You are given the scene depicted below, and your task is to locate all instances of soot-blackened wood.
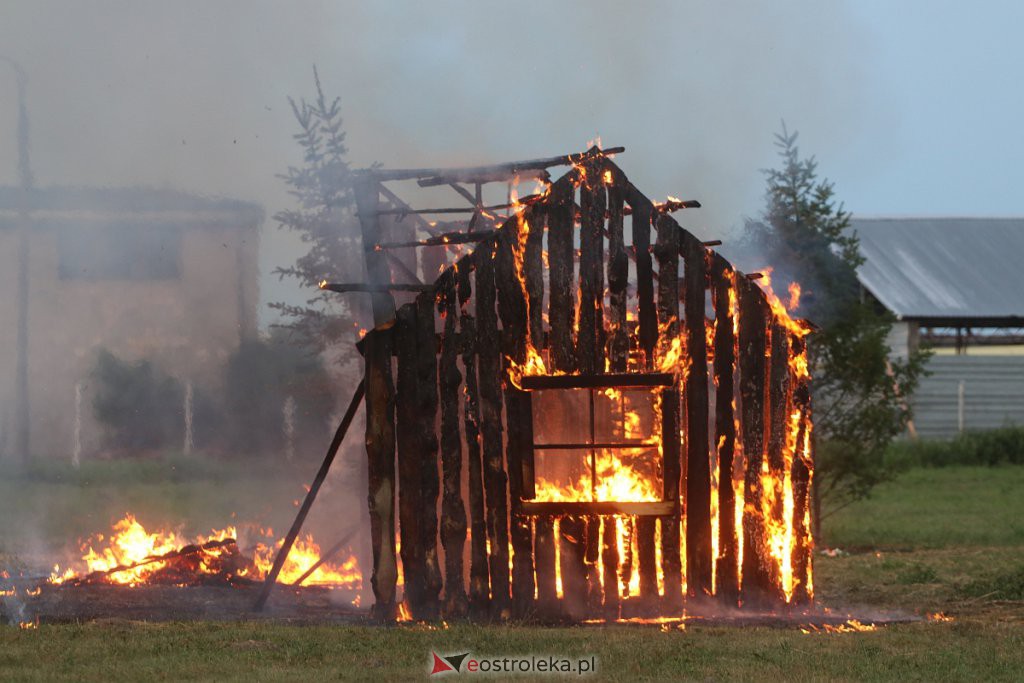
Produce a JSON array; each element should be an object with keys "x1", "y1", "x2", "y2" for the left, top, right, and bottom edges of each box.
[
  {"x1": 577, "y1": 162, "x2": 606, "y2": 374},
  {"x1": 626, "y1": 185, "x2": 659, "y2": 604},
  {"x1": 476, "y1": 244, "x2": 512, "y2": 618},
  {"x1": 525, "y1": 207, "x2": 545, "y2": 354},
  {"x1": 738, "y1": 278, "x2": 773, "y2": 604},
  {"x1": 395, "y1": 304, "x2": 427, "y2": 616},
  {"x1": 766, "y1": 319, "x2": 791, "y2": 602},
  {"x1": 790, "y1": 333, "x2": 813, "y2": 605},
  {"x1": 626, "y1": 183, "x2": 658, "y2": 367},
  {"x1": 415, "y1": 292, "x2": 442, "y2": 617},
  {"x1": 354, "y1": 178, "x2": 397, "y2": 619},
  {"x1": 711, "y1": 256, "x2": 739, "y2": 602},
  {"x1": 496, "y1": 210, "x2": 536, "y2": 618},
  {"x1": 683, "y1": 232, "x2": 712, "y2": 598},
  {"x1": 654, "y1": 214, "x2": 682, "y2": 608},
  {"x1": 457, "y1": 264, "x2": 490, "y2": 618},
  {"x1": 548, "y1": 178, "x2": 578, "y2": 372},
  {"x1": 603, "y1": 173, "x2": 627, "y2": 615},
  {"x1": 438, "y1": 282, "x2": 468, "y2": 618}
]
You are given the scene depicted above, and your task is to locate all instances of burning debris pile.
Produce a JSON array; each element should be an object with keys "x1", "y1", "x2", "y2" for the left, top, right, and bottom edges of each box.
[
  {"x1": 47, "y1": 514, "x2": 361, "y2": 593},
  {"x1": 318, "y1": 146, "x2": 816, "y2": 622}
]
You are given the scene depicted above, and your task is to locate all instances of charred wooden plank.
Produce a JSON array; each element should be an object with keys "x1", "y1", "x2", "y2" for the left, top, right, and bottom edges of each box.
[
  {"x1": 548, "y1": 177, "x2": 578, "y2": 372},
  {"x1": 625, "y1": 182, "x2": 657, "y2": 369},
  {"x1": 519, "y1": 373, "x2": 675, "y2": 390},
  {"x1": 654, "y1": 214, "x2": 683, "y2": 608},
  {"x1": 607, "y1": 172, "x2": 628, "y2": 372},
  {"x1": 738, "y1": 278, "x2": 773, "y2": 604},
  {"x1": 765, "y1": 319, "x2": 791, "y2": 602},
  {"x1": 395, "y1": 304, "x2": 427, "y2": 616},
  {"x1": 415, "y1": 293, "x2": 443, "y2": 616},
  {"x1": 475, "y1": 243, "x2": 511, "y2": 619},
  {"x1": 438, "y1": 282, "x2": 468, "y2": 618},
  {"x1": 525, "y1": 207, "x2": 546, "y2": 354},
  {"x1": 495, "y1": 209, "x2": 536, "y2": 618},
  {"x1": 354, "y1": 178, "x2": 398, "y2": 620},
  {"x1": 711, "y1": 255, "x2": 739, "y2": 602},
  {"x1": 576, "y1": 163, "x2": 606, "y2": 375},
  {"x1": 683, "y1": 232, "x2": 712, "y2": 598},
  {"x1": 790, "y1": 333, "x2": 813, "y2": 605},
  {"x1": 457, "y1": 264, "x2": 490, "y2": 618}
]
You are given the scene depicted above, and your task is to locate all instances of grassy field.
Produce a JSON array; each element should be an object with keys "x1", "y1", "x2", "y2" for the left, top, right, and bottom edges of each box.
[{"x1": 1, "y1": 462, "x2": 1023, "y2": 681}]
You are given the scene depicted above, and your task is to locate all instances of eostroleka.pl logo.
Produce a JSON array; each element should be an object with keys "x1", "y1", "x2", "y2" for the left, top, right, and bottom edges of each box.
[{"x1": 429, "y1": 651, "x2": 597, "y2": 676}]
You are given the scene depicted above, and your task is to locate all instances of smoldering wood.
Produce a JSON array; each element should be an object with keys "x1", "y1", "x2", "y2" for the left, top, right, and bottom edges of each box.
[
  {"x1": 548, "y1": 176, "x2": 578, "y2": 372},
  {"x1": 415, "y1": 293, "x2": 443, "y2": 616},
  {"x1": 655, "y1": 198, "x2": 702, "y2": 212},
  {"x1": 711, "y1": 255, "x2": 739, "y2": 602},
  {"x1": 369, "y1": 195, "x2": 543, "y2": 218},
  {"x1": 654, "y1": 214, "x2": 683, "y2": 607},
  {"x1": 475, "y1": 243, "x2": 512, "y2": 618},
  {"x1": 520, "y1": 373, "x2": 675, "y2": 390},
  {"x1": 386, "y1": 145, "x2": 625, "y2": 186},
  {"x1": 762, "y1": 320, "x2": 791, "y2": 602},
  {"x1": 790, "y1": 334, "x2": 813, "y2": 605},
  {"x1": 377, "y1": 230, "x2": 498, "y2": 250},
  {"x1": 438, "y1": 284, "x2": 468, "y2": 621},
  {"x1": 606, "y1": 171, "x2": 629, "y2": 374},
  {"x1": 682, "y1": 231, "x2": 713, "y2": 597},
  {"x1": 495, "y1": 208, "x2": 537, "y2": 617},
  {"x1": 353, "y1": 177, "x2": 398, "y2": 620},
  {"x1": 525, "y1": 207, "x2": 546, "y2": 352},
  {"x1": 532, "y1": 440, "x2": 658, "y2": 450},
  {"x1": 576, "y1": 162, "x2": 607, "y2": 374},
  {"x1": 626, "y1": 184, "x2": 659, "y2": 603},
  {"x1": 457, "y1": 263, "x2": 490, "y2": 617},
  {"x1": 251, "y1": 380, "x2": 365, "y2": 611},
  {"x1": 395, "y1": 303, "x2": 427, "y2": 616},
  {"x1": 738, "y1": 278, "x2": 773, "y2": 603},
  {"x1": 601, "y1": 516, "x2": 620, "y2": 617}
]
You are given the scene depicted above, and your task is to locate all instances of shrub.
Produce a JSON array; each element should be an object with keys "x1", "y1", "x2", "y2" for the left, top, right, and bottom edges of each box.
[{"x1": 886, "y1": 426, "x2": 1024, "y2": 470}]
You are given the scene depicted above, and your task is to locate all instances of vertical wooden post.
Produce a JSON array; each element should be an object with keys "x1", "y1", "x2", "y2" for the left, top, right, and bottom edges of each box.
[
  {"x1": 711, "y1": 256, "x2": 738, "y2": 602},
  {"x1": 738, "y1": 278, "x2": 772, "y2": 604},
  {"x1": 496, "y1": 210, "x2": 537, "y2": 618},
  {"x1": 602, "y1": 170, "x2": 627, "y2": 617},
  {"x1": 655, "y1": 214, "x2": 682, "y2": 608},
  {"x1": 766, "y1": 319, "x2": 790, "y2": 601},
  {"x1": 354, "y1": 177, "x2": 398, "y2": 619},
  {"x1": 790, "y1": 333, "x2": 813, "y2": 605},
  {"x1": 457, "y1": 263, "x2": 490, "y2": 618},
  {"x1": 476, "y1": 240, "x2": 512, "y2": 619},
  {"x1": 415, "y1": 293, "x2": 442, "y2": 617},
  {"x1": 626, "y1": 184, "x2": 658, "y2": 605},
  {"x1": 438, "y1": 281, "x2": 468, "y2": 618},
  {"x1": 683, "y1": 232, "x2": 712, "y2": 598},
  {"x1": 395, "y1": 304, "x2": 426, "y2": 615}
]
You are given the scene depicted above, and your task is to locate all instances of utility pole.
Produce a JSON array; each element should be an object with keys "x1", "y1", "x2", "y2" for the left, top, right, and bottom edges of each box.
[{"x1": 1, "y1": 56, "x2": 33, "y2": 464}]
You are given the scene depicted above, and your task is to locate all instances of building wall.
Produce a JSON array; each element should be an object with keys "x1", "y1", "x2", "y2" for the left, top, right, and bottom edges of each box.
[
  {"x1": 0, "y1": 212, "x2": 259, "y2": 459},
  {"x1": 910, "y1": 355, "x2": 1024, "y2": 439}
]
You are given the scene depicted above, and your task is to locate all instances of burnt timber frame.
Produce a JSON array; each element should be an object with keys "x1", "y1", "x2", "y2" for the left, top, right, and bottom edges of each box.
[{"x1": 338, "y1": 147, "x2": 815, "y2": 621}]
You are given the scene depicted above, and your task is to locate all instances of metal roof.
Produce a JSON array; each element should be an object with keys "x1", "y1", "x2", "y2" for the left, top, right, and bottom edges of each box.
[{"x1": 850, "y1": 217, "x2": 1024, "y2": 327}]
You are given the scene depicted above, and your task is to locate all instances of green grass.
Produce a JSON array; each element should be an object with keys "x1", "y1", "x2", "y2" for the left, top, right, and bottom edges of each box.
[{"x1": 2, "y1": 464, "x2": 1023, "y2": 681}]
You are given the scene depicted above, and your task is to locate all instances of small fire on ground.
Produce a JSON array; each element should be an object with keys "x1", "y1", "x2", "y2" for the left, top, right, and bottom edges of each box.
[{"x1": 46, "y1": 514, "x2": 361, "y2": 598}]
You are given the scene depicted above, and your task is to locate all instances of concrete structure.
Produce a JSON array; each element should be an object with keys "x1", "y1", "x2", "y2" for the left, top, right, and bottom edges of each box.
[{"x1": 0, "y1": 186, "x2": 261, "y2": 459}]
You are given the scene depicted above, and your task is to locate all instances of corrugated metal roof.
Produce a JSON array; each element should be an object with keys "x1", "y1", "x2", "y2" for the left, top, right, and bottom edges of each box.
[{"x1": 850, "y1": 217, "x2": 1024, "y2": 325}]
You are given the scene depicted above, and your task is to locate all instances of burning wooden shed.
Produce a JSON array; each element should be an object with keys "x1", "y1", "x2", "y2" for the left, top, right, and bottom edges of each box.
[{"x1": 324, "y1": 146, "x2": 815, "y2": 621}]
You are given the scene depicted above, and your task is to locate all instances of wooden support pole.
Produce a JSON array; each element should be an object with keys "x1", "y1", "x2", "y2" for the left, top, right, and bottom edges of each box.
[
  {"x1": 790, "y1": 333, "x2": 813, "y2": 605},
  {"x1": 655, "y1": 214, "x2": 683, "y2": 608},
  {"x1": 683, "y1": 232, "x2": 712, "y2": 598},
  {"x1": 476, "y1": 243, "x2": 512, "y2": 619},
  {"x1": 395, "y1": 304, "x2": 427, "y2": 616},
  {"x1": 626, "y1": 183, "x2": 659, "y2": 605},
  {"x1": 766, "y1": 319, "x2": 791, "y2": 602},
  {"x1": 457, "y1": 264, "x2": 490, "y2": 617},
  {"x1": 438, "y1": 281, "x2": 468, "y2": 618},
  {"x1": 738, "y1": 278, "x2": 773, "y2": 604},
  {"x1": 711, "y1": 256, "x2": 738, "y2": 603},
  {"x1": 354, "y1": 178, "x2": 398, "y2": 620},
  {"x1": 252, "y1": 381, "x2": 364, "y2": 611},
  {"x1": 495, "y1": 209, "x2": 537, "y2": 618},
  {"x1": 415, "y1": 293, "x2": 443, "y2": 616},
  {"x1": 548, "y1": 177, "x2": 578, "y2": 372}
]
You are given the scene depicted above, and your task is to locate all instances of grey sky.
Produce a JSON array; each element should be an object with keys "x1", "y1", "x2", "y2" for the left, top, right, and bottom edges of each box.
[{"x1": 0, "y1": 1, "x2": 1020, "y2": 327}]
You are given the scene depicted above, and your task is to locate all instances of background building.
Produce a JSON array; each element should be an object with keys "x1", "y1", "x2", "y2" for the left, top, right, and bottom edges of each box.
[
  {"x1": 852, "y1": 217, "x2": 1024, "y2": 438},
  {"x1": 0, "y1": 186, "x2": 261, "y2": 459}
]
